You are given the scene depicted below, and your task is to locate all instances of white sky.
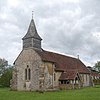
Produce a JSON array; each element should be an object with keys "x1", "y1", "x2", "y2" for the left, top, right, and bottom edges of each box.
[{"x1": 0, "y1": 0, "x2": 100, "y2": 66}]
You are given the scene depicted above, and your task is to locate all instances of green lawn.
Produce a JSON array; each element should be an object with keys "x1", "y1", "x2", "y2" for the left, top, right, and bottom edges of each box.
[{"x1": 0, "y1": 86, "x2": 100, "y2": 100}]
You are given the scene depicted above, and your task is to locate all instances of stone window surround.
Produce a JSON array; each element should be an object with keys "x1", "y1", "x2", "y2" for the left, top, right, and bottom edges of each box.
[{"x1": 25, "y1": 65, "x2": 31, "y2": 81}]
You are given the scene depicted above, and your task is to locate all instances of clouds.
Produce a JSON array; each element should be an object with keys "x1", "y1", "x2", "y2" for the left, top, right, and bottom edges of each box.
[{"x1": 0, "y1": 0, "x2": 100, "y2": 66}]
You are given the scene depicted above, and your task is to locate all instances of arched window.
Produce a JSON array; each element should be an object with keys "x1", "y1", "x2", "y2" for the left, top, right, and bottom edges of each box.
[
  {"x1": 25, "y1": 68, "x2": 27, "y2": 80},
  {"x1": 25, "y1": 65, "x2": 31, "y2": 81},
  {"x1": 28, "y1": 68, "x2": 31, "y2": 80}
]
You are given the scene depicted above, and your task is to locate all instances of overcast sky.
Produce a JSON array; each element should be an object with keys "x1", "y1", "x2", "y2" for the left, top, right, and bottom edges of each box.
[{"x1": 0, "y1": 0, "x2": 100, "y2": 66}]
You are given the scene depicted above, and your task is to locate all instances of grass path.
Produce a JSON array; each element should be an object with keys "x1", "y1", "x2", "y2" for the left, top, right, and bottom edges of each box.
[{"x1": 0, "y1": 86, "x2": 100, "y2": 100}]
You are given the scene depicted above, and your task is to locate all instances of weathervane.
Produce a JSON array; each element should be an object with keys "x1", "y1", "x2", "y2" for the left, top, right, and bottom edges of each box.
[{"x1": 32, "y1": 11, "x2": 34, "y2": 19}]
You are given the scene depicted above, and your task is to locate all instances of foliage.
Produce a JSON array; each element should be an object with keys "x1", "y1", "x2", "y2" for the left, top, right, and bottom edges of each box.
[
  {"x1": 0, "y1": 67, "x2": 12, "y2": 87},
  {"x1": 94, "y1": 61, "x2": 100, "y2": 72},
  {"x1": 0, "y1": 86, "x2": 100, "y2": 100},
  {"x1": 0, "y1": 58, "x2": 8, "y2": 75}
]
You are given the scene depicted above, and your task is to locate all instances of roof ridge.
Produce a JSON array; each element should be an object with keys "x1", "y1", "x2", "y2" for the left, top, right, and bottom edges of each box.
[{"x1": 43, "y1": 49, "x2": 78, "y2": 60}]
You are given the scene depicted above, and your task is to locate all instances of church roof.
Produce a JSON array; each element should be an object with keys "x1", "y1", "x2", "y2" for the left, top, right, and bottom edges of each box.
[
  {"x1": 59, "y1": 70, "x2": 78, "y2": 80},
  {"x1": 91, "y1": 71, "x2": 100, "y2": 77},
  {"x1": 35, "y1": 49, "x2": 90, "y2": 74},
  {"x1": 22, "y1": 19, "x2": 42, "y2": 40}
]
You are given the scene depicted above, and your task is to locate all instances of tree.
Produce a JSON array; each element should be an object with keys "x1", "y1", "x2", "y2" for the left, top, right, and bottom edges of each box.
[
  {"x1": 0, "y1": 67, "x2": 12, "y2": 87},
  {"x1": 94, "y1": 61, "x2": 100, "y2": 72},
  {"x1": 0, "y1": 57, "x2": 12, "y2": 87},
  {"x1": 0, "y1": 58, "x2": 8, "y2": 75}
]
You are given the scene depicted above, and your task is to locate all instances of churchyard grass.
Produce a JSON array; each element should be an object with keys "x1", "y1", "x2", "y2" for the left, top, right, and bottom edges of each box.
[{"x1": 0, "y1": 85, "x2": 100, "y2": 100}]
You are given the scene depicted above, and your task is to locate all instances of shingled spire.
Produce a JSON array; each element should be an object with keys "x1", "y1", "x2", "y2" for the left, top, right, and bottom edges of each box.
[{"x1": 22, "y1": 13, "x2": 42, "y2": 50}]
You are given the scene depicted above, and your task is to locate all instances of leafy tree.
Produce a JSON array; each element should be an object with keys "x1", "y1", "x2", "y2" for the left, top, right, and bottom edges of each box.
[
  {"x1": 94, "y1": 61, "x2": 100, "y2": 72},
  {"x1": 0, "y1": 58, "x2": 8, "y2": 75},
  {"x1": 0, "y1": 67, "x2": 12, "y2": 87}
]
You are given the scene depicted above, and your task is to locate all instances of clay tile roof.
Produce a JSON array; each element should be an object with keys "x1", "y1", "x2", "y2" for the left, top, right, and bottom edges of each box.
[
  {"x1": 59, "y1": 70, "x2": 78, "y2": 80},
  {"x1": 91, "y1": 72, "x2": 100, "y2": 77},
  {"x1": 35, "y1": 49, "x2": 90, "y2": 74}
]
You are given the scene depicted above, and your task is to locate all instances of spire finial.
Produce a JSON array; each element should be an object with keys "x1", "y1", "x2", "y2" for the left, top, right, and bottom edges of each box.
[{"x1": 32, "y1": 11, "x2": 34, "y2": 19}]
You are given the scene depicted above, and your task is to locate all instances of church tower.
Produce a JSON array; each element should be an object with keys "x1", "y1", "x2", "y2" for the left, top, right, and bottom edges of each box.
[{"x1": 22, "y1": 14, "x2": 42, "y2": 50}]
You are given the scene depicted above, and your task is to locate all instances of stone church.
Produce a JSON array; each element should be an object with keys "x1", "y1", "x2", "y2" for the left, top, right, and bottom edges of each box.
[{"x1": 11, "y1": 16, "x2": 91, "y2": 91}]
